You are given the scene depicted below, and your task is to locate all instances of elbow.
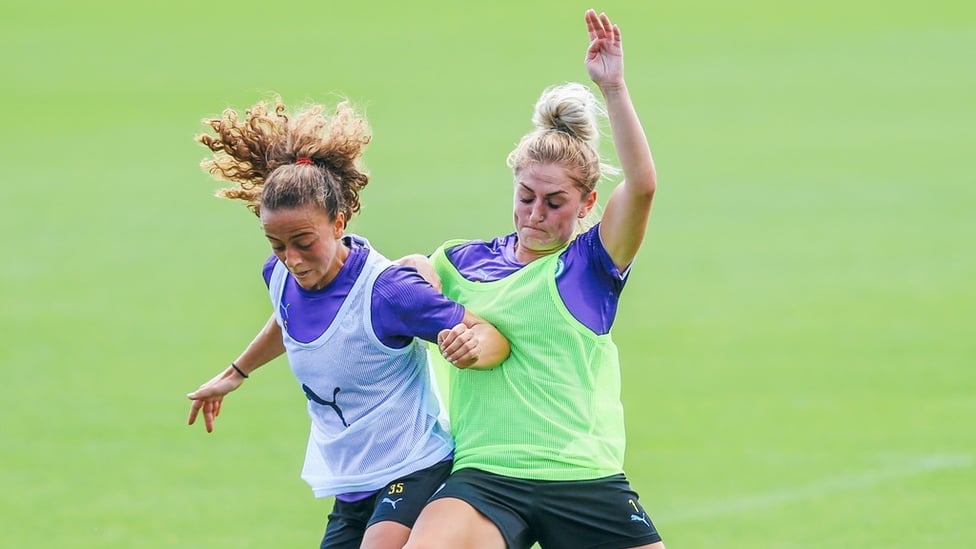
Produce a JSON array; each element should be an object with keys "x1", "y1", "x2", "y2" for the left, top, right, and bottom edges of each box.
[
  {"x1": 627, "y1": 161, "x2": 656, "y2": 198},
  {"x1": 634, "y1": 174, "x2": 656, "y2": 200},
  {"x1": 479, "y1": 338, "x2": 512, "y2": 370},
  {"x1": 479, "y1": 340, "x2": 511, "y2": 369},
  {"x1": 646, "y1": 178, "x2": 658, "y2": 198},
  {"x1": 644, "y1": 167, "x2": 658, "y2": 191},
  {"x1": 497, "y1": 340, "x2": 512, "y2": 364}
]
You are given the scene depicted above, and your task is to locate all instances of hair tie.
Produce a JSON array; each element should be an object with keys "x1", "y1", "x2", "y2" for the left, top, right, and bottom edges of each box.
[{"x1": 295, "y1": 157, "x2": 314, "y2": 165}]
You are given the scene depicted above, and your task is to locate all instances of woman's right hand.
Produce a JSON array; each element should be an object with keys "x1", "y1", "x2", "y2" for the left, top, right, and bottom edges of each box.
[{"x1": 187, "y1": 367, "x2": 245, "y2": 433}]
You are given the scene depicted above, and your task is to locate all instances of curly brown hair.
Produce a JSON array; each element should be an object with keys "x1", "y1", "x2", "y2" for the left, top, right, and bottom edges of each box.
[{"x1": 197, "y1": 97, "x2": 371, "y2": 222}]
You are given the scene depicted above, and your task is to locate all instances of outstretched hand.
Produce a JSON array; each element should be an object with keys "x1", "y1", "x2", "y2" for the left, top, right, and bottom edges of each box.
[
  {"x1": 585, "y1": 9, "x2": 624, "y2": 88},
  {"x1": 187, "y1": 367, "x2": 245, "y2": 433}
]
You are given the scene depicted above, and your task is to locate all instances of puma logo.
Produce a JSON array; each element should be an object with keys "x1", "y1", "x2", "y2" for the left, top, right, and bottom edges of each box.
[
  {"x1": 631, "y1": 513, "x2": 650, "y2": 527},
  {"x1": 381, "y1": 497, "x2": 403, "y2": 509},
  {"x1": 279, "y1": 302, "x2": 291, "y2": 330},
  {"x1": 302, "y1": 384, "x2": 348, "y2": 427}
]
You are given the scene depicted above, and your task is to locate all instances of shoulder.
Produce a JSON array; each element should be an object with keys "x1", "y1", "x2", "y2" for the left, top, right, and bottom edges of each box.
[
  {"x1": 346, "y1": 234, "x2": 380, "y2": 259},
  {"x1": 374, "y1": 263, "x2": 426, "y2": 291},
  {"x1": 373, "y1": 264, "x2": 464, "y2": 327},
  {"x1": 373, "y1": 264, "x2": 451, "y2": 309},
  {"x1": 567, "y1": 224, "x2": 603, "y2": 254},
  {"x1": 262, "y1": 254, "x2": 279, "y2": 287},
  {"x1": 342, "y1": 234, "x2": 381, "y2": 277},
  {"x1": 564, "y1": 224, "x2": 628, "y2": 280}
]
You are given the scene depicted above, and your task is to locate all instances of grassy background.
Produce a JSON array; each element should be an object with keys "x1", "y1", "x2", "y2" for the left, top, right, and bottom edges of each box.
[{"x1": 2, "y1": 0, "x2": 973, "y2": 547}]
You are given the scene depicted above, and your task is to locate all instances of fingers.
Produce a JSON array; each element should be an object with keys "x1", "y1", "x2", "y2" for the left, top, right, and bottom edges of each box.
[
  {"x1": 586, "y1": 10, "x2": 613, "y2": 40},
  {"x1": 600, "y1": 12, "x2": 613, "y2": 34},
  {"x1": 586, "y1": 9, "x2": 598, "y2": 40},
  {"x1": 187, "y1": 369, "x2": 239, "y2": 433},
  {"x1": 188, "y1": 399, "x2": 203, "y2": 425},
  {"x1": 188, "y1": 393, "x2": 224, "y2": 433},
  {"x1": 204, "y1": 401, "x2": 216, "y2": 433},
  {"x1": 586, "y1": 10, "x2": 620, "y2": 47},
  {"x1": 438, "y1": 323, "x2": 481, "y2": 368}
]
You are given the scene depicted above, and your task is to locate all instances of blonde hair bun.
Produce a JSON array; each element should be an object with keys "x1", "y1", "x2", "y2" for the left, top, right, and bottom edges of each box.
[{"x1": 531, "y1": 82, "x2": 600, "y2": 147}]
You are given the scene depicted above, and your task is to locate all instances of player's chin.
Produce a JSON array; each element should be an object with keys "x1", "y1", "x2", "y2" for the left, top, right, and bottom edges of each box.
[
  {"x1": 528, "y1": 240, "x2": 566, "y2": 255},
  {"x1": 519, "y1": 233, "x2": 552, "y2": 250}
]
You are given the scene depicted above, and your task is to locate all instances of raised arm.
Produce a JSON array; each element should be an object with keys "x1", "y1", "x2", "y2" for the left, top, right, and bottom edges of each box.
[
  {"x1": 186, "y1": 314, "x2": 285, "y2": 432},
  {"x1": 586, "y1": 9, "x2": 657, "y2": 271}
]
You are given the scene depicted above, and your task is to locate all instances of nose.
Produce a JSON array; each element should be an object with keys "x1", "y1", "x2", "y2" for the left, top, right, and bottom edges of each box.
[
  {"x1": 283, "y1": 246, "x2": 302, "y2": 269},
  {"x1": 530, "y1": 201, "x2": 545, "y2": 222}
]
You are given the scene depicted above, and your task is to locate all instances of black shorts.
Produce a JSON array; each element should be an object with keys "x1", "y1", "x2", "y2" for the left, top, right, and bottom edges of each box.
[
  {"x1": 319, "y1": 459, "x2": 453, "y2": 549},
  {"x1": 428, "y1": 467, "x2": 662, "y2": 549}
]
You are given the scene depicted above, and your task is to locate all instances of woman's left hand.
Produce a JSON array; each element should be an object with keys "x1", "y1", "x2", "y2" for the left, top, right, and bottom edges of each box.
[{"x1": 585, "y1": 9, "x2": 624, "y2": 88}]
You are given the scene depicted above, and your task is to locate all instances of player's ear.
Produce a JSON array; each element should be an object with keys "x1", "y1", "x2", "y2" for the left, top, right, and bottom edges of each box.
[
  {"x1": 332, "y1": 213, "x2": 346, "y2": 237},
  {"x1": 580, "y1": 190, "x2": 597, "y2": 217}
]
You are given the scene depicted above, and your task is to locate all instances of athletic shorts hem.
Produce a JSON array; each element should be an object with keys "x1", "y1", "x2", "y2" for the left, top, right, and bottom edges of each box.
[{"x1": 589, "y1": 534, "x2": 663, "y2": 549}]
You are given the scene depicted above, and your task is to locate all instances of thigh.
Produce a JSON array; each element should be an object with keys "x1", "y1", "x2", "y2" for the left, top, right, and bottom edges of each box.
[
  {"x1": 405, "y1": 498, "x2": 507, "y2": 549},
  {"x1": 534, "y1": 475, "x2": 663, "y2": 549},
  {"x1": 406, "y1": 468, "x2": 533, "y2": 549},
  {"x1": 360, "y1": 520, "x2": 411, "y2": 549}
]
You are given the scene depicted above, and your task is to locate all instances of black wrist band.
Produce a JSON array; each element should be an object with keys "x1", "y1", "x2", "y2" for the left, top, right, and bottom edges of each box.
[{"x1": 231, "y1": 362, "x2": 249, "y2": 379}]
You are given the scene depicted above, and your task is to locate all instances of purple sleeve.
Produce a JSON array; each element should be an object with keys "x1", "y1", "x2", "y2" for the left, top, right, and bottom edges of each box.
[
  {"x1": 262, "y1": 255, "x2": 277, "y2": 288},
  {"x1": 557, "y1": 224, "x2": 628, "y2": 335},
  {"x1": 371, "y1": 265, "x2": 466, "y2": 348}
]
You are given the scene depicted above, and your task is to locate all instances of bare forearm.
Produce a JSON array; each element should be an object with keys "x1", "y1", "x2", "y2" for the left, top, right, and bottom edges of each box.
[
  {"x1": 232, "y1": 314, "x2": 285, "y2": 376},
  {"x1": 600, "y1": 82, "x2": 656, "y2": 197},
  {"x1": 466, "y1": 322, "x2": 511, "y2": 370}
]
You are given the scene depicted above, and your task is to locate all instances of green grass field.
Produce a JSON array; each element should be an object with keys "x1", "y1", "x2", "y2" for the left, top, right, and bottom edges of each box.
[{"x1": 2, "y1": 0, "x2": 974, "y2": 547}]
